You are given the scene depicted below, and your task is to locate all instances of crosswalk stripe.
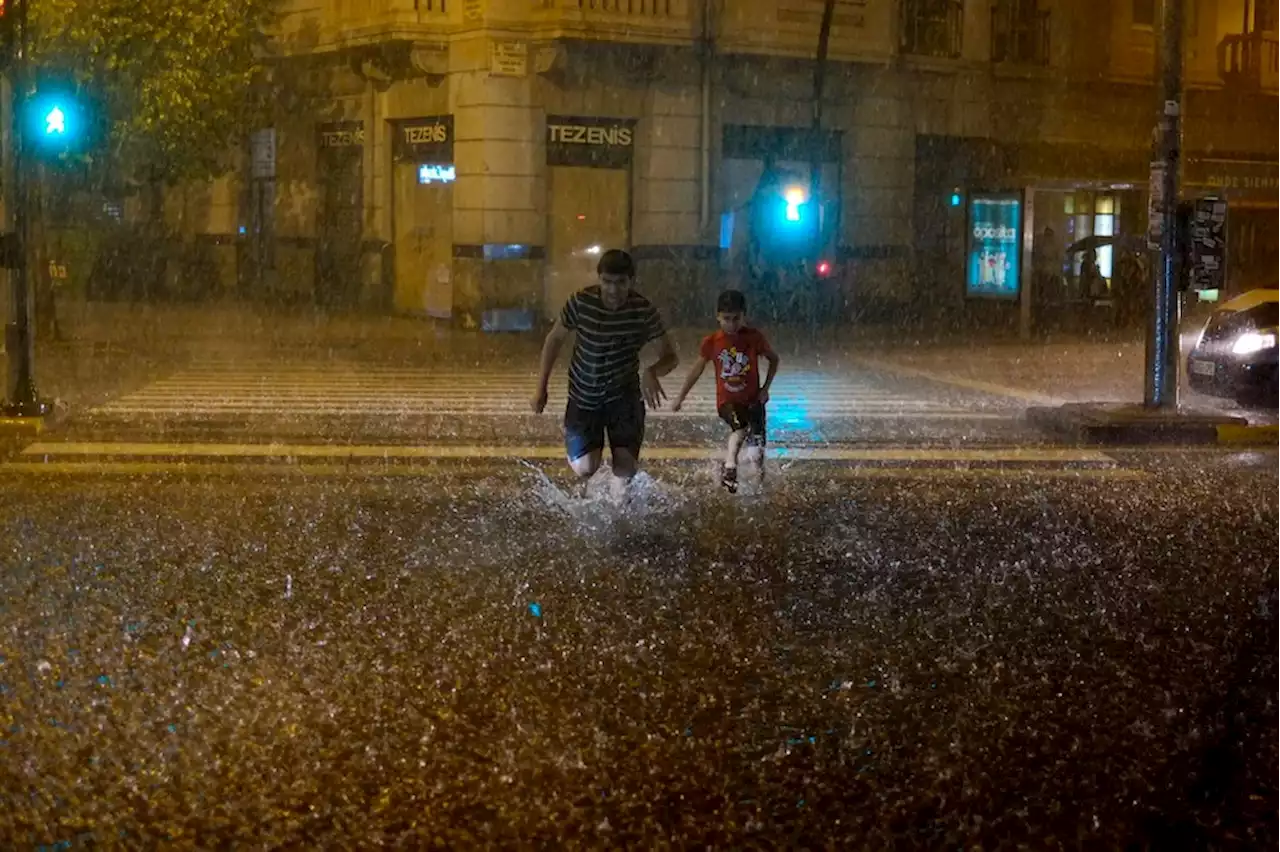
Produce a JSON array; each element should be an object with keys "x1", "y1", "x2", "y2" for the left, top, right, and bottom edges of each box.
[{"x1": 86, "y1": 363, "x2": 1021, "y2": 421}]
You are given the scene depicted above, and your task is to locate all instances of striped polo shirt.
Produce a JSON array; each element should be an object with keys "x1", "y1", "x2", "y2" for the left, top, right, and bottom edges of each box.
[{"x1": 560, "y1": 286, "x2": 667, "y2": 409}]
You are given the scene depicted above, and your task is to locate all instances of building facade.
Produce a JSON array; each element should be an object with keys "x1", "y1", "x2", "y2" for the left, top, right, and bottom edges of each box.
[{"x1": 210, "y1": 0, "x2": 1277, "y2": 330}]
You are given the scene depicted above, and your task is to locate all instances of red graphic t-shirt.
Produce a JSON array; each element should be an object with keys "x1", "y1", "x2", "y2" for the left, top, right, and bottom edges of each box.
[{"x1": 700, "y1": 328, "x2": 772, "y2": 408}]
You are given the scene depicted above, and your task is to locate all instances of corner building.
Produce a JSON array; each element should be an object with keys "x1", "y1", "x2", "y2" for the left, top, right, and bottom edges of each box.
[{"x1": 243, "y1": 0, "x2": 1277, "y2": 330}]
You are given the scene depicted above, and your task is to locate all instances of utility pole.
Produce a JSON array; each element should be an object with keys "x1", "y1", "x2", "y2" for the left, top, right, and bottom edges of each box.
[
  {"x1": 3, "y1": 0, "x2": 46, "y2": 417},
  {"x1": 808, "y1": 0, "x2": 835, "y2": 335},
  {"x1": 1143, "y1": 0, "x2": 1183, "y2": 409}
]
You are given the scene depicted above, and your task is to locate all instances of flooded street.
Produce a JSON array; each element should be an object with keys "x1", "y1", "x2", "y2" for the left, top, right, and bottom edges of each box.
[
  {"x1": 0, "y1": 0, "x2": 1275, "y2": 844},
  {"x1": 0, "y1": 454, "x2": 1273, "y2": 847}
]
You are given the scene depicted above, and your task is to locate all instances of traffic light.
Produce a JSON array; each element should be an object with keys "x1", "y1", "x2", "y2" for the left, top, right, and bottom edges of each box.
[{"x1": 21, "y1": 88, "x2": 91, "y2": 159}]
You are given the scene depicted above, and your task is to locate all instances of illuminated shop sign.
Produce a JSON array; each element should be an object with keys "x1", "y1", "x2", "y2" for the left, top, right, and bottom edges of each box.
[
  {"x1": 418, "y1": 163, "x2": 456, "y2": 185},
  {"x1": 966, "y1": 192, "x2": 1022, "y2": 300}
]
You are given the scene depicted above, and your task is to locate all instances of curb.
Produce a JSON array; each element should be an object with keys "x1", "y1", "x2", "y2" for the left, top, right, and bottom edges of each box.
[
  {"x1": 0, "y1": 401, "x2": 70, "y2": 437},
  {"x1": 1025, "y1": 405, "x2": 1276, "y2": 447},
  {"x1": 1216, "y1": 424, "x2": 1279, "y2": 446}
]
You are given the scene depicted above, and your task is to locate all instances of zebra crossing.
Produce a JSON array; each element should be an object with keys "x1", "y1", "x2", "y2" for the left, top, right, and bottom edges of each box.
[{"x1": 86, "y1": 360, "x2": 1016, "y2": 422}]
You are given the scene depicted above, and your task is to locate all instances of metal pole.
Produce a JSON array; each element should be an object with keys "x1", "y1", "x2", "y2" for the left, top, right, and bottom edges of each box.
[
  {"x1": 809, "y1": 0, "x2": 835, "y2": 336},
  {"x1": 1143, "y1": 0, "x2": 1183, "y2": 409},
  {"x1": 4, "y1": 0, "x2": 44, "y2": 417}
]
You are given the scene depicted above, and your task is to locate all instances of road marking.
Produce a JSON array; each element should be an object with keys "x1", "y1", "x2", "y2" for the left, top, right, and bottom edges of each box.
[
  {"x1": 851, "y1": 357, "x2": 1067, "y2": 406},
  {"x1": 87, "y1": 406, "x2": 1012, "y2": 421},
  {"x1": 20, "y1": 442, "x2": 1118, "y2": 464},
  {"x1": 1216, "y1": 423, "x2": 1279, "y2": 445},
  {"x1": 0, "y1": 416, "x2": 46, "y2": 434},
  {"x1": 85, "y1": 363, "x2": 1023, "y2": 421},
  {"x1": 0, "y1": 462, "x2": 1145, "y2": 480}
]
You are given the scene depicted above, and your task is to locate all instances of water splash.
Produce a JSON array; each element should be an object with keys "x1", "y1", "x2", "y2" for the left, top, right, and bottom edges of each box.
[{"x1": 524, "y1": 463, "x2": 698, "y2": 535}]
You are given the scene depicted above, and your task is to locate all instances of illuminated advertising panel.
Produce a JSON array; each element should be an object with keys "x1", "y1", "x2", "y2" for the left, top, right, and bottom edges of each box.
[{"x1": 966, "y1": 192, "x2": 1022, "y2": 300}]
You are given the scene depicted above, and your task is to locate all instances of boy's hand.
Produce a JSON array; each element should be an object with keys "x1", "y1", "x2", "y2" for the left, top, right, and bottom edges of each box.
[
  {"x1": 670, "y1": 396, "x2": 684, "y2": 412},
  {"x1": 641, "y1": 368, "x2": 667, "y2": 410},
  {"x1": 531, "y1": 386, "x2": 548, "y2": 414},
  {"x1": 758, "y1": 388, "x2": 770, "y2": 405}
]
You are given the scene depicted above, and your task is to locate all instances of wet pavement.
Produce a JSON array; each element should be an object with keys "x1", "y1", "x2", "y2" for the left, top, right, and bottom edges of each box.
[
  {"x1": 51, "y1": 354, "x2": 1042, "y2": 448},
  {"x1": 26, "y1": 317, "x2": 1274, "y2": 454},
  {"x1": 0, "y1": 450, "x2": 1274, "y2": 847},
  {"x1": 3, "y1": 313, "x2": 1275, "y2": 846}
]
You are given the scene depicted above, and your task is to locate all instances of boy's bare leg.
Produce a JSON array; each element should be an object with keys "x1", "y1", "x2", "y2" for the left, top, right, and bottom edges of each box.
[
  {"x1": 725, "y1": 429, "x2": 747, "y2": 470},
  {"x1": 610, "y1": 448, "x2": 638, "y2": 481},
  {"x1": 569, "y1": 450, "x2": 602, "y2": 479},
  {"x1": 722, "y1": 429, "x2": 747, "y2": 492}
]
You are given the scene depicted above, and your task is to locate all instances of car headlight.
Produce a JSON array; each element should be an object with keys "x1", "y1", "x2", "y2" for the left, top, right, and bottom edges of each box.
[{"x1": 1232, "y1": 332, "x2": 1278, "y2": 355}]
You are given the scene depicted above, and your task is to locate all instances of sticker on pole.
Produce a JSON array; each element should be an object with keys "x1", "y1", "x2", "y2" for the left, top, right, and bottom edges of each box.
[
  {"x1": 1147, "y1": 161, "x2": 1166, "y2": 250},
  {"x1": 1188, "y1": 197, "x2": 1228, "y2": 292}
]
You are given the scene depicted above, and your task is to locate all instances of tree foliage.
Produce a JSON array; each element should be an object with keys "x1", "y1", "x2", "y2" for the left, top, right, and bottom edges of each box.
[{"x1": 30, "y1": 0, "x2": 280, "y2": 189}]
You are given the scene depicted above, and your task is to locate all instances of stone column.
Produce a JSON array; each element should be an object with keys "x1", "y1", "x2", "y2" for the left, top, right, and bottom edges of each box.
[{"x1": 449, "y1": 33, "x2": 544, "y2": 329}]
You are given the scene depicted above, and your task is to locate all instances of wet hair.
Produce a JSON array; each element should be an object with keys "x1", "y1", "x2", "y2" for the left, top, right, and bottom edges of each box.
[
  {"x1": 597, "y1": 249, "x2": 636, "y2": 278},
  {"x1": 716, "y1": 289, "x2": 747, "y2": 314}
]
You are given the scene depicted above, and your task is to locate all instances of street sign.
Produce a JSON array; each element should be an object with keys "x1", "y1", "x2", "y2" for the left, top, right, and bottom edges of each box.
[{"x1": 1187, "y1": 196, "x2": 1227, "y2": 292}]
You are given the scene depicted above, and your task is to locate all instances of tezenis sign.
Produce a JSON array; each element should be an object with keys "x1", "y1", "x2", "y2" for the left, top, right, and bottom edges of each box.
[{"x1": 546, "y1": 115, "x2": 636, "y2": 168}]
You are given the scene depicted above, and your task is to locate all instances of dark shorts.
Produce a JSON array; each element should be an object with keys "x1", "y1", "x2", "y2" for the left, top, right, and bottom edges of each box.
[
  {"x1": 718, "y1": 402, "x2": 767, "y2": 447},
  {"x1": 564, "y1": 395, "x2": 646, "y2": 462}
]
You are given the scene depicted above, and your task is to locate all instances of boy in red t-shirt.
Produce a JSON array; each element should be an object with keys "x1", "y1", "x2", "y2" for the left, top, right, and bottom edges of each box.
[{"x1": 670, "y1": 289, "x2": 780, "y2": 492}]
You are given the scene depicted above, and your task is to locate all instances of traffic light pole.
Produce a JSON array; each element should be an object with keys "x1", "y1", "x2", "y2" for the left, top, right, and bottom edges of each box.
[
  {"x1": 1143, "y1": 0, "x2": 1183, "y2": 410},
  {"x1": 3, "y1": 0, "x2": 46, "y2": 418},
  {"x1": 807, "y1": 0, "x2": 835, "y2": 337}
]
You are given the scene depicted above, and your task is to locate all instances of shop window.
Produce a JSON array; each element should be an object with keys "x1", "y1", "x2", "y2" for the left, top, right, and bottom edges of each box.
[{"x1": 1093, "y1": 195, "x2": 1117, "y2": 279}]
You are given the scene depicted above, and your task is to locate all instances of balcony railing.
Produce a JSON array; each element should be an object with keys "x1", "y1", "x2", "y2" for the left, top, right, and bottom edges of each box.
[
  {"x1": 535, "y1": 0, "x2": 694, "y2": 44},
  {"x1": 576, "y1": 0, "x2": 675, "y2": 13},
  {"x1": 991, "y1": 5, "x2": 1050, "y2": 65},
  {"x1": 901, "y1": 0, "x2": 963, "y2": 59},
  {"x1": 1218, "y1": 31, "x2": 1280, "y2": 90}
]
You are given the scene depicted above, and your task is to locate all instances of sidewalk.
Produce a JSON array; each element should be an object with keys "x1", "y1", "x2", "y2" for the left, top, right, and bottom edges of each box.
[{"x1": 50, "y1": 301, "x2": 544, "y2": 361}]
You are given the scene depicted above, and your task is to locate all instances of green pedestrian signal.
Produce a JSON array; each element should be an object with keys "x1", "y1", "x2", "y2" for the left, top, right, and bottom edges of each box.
[
  {"x1": 45, "y1": 106, "x2": 66, "y2": 136},
  {"x1": 22, "y1": 89, "x2": 94, "y2": 159}
]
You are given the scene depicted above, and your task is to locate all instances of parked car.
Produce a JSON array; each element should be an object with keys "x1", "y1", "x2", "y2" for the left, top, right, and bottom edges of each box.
[{"x1": 1186, "y1": 288, "x2": 1279, "y2": 405}]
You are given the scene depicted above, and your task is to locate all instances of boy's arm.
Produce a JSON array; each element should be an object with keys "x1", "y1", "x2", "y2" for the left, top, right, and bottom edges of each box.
[
  {"x1": 671, "y1": 357, "x2": 709, "y2": 407},
  {"x1": 760, "y1": 349, "x2": 780, "y2": 396},
  {"x1": 647, "y1": 331, "x2": 679, "y2": 379},
  {"x1": 531, "y1": 320, "x2": 571, "y2": 412}
]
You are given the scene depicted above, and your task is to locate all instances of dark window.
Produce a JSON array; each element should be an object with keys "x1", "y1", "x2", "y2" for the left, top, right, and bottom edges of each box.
[
  {"x1": 901, "y1": 0, "x2": 965, "y2": 58},
  {"x1": 1132, "y1": 0, "x2": 1156, "y2": 27},
  {"x1": 1259, "y1": 0, "x2": 1278, "y2": 31}
]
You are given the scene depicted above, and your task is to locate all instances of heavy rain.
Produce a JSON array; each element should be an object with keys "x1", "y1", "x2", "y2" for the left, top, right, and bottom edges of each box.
[{"x1": 0, "y1": 0, "x2": 1276, "y2": 848}]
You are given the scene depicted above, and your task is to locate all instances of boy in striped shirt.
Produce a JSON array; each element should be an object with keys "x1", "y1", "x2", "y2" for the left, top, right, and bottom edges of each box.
[{"x1": 531, "y1": 249, "x2": 679, "y2": 484}]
